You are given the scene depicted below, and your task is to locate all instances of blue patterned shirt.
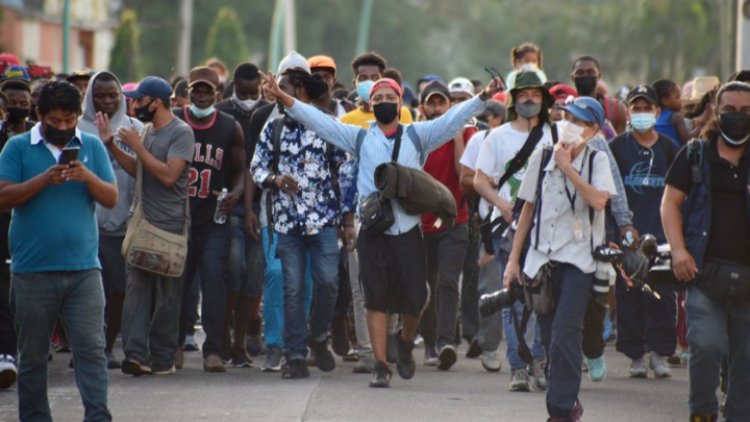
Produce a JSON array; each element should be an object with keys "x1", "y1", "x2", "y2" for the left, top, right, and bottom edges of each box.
[{"x1": 251, "y1": 118, "x2": 346, "y2": 236}]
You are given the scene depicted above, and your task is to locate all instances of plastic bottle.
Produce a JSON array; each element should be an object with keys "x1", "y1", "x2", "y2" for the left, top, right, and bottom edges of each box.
[{"x1": 214, "y1": 188, "x2": 229, "y2": 224}]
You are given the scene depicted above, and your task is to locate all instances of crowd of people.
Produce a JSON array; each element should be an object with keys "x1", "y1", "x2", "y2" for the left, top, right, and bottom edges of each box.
[{"x1": 0, "y1": 42, "x2": 748, "y2": 422}]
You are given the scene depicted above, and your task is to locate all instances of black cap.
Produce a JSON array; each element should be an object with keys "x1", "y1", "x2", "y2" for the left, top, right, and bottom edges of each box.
[
  {"x1": 626, "y1": 84, "x2": 658, "y2": 106},
  {"x1": 420, "y1": 80, "x2": 450, "y2": 104}
]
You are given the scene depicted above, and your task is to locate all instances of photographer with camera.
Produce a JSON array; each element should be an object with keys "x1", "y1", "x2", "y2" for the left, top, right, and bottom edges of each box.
[
  {"x1": 504, "y1": 97, "x2": 617, "y2": 422},
  {"x1": 608, "y1": 85, "x2": 680, "y2": 379},
  {"x1": 661, "y1": 81, "x2": 750, "y2": 422}
]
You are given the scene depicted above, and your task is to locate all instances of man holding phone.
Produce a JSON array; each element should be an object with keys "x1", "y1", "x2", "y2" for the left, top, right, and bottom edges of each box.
[{"x1": 0, "y1": 80, "x2": 117, "y2": 421}]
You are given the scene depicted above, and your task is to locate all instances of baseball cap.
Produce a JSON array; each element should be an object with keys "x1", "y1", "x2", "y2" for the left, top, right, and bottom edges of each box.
[
  {"x1": 492, "y1": 91, "x2": 507, "y2": 103},
  {"x1": 626, "y1": 84, "x2": 657, "y2": 105},
  {"x1": 188, "y1": 66, "x2": 219, "y2": 90},
  {"x1": 448, "y1": 77, "x2": 474, "y2": 97},
  {"x1": 420, "y1": 80, "x2": 450, "y2": 104},
  {"x1": 561, "y1": 96, "x2": 606, "y2": 128},
  {"x1": 123, "y1": 76, "x2": 172, "y2": 100},
  {"x1": 549, "y1": 84, "x2": 577, "y2": 101},
  {"x1": 278, "y1": 50, "x2": 310, "y2": 75},
  {"x1": 67, "y1": 68, "x2": 95, "y2": 81},
  {"x1": 370, "y1": 78, "x2": 402, "y2": 98},
  {"x1": 2, "y1": 65, "x2": 30, "y2": 82},
  {"x1": 308, "y1": 55, "x2": 336, "y2": 73},
  {"x1": 418, "y1": 74, "x2": 443, "y2": 86}
]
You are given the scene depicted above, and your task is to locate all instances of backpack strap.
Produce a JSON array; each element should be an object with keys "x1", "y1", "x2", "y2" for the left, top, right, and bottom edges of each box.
[
  {"x1": 587, "y1": 149, "x2": 598, "y2": 253},
  {"x1": 406, "y1": 125, "x2": 426, "y2": 166},
  {"x1": 267, "y1": 117, "x2": 286, "y2": 244},
  {"x1": 354, "y1": 128, "x2": 368, "y2": 159},
  {"x1": 686, "y1": 138, "x2": 705, "y2": 184},
  {"x1": 533, "y1": 147, "x2": 554, "y2": 250}
]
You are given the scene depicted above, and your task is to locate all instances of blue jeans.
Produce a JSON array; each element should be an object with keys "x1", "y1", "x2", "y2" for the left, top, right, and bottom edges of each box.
[
  {"x1": 229, "y1": 213, "x2": 264, "y2": 298},
  {"x1": 180, "y1": 222, "x2": 231, "y2": 358},
  {"x1": 495, "y1": 255, "x2": 545, "y2": 370},
  {"x1": 277, "y1": 227, "x2": 339, "y2": 360},
  {"x1": 686, "y1": 285, "x2": 750, "y2": 418},
  {"x1": 11, "y1": 270, "x2": 111, "y2": 422},
  {"x1": 538, "y1": 263, "x2": 592, "y2": 419},
  {"x1": 262, "y1": 228, "x2": 312, "y2": 349}
]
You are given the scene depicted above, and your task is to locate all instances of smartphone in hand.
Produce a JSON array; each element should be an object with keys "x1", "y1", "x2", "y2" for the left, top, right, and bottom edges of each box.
[{"x1": 59, "y1": 146, "x2": 80, "y2": 165}]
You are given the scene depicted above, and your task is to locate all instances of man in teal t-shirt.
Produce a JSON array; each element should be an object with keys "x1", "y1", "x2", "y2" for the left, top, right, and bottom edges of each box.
[{"x1": 0, "y1": 80, "x2": 117, "y2": 422}]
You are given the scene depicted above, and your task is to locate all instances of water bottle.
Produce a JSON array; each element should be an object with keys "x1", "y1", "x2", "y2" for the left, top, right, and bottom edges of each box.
[{"x1": 214, "y1": 188, "x2": 229, "y2": 224}]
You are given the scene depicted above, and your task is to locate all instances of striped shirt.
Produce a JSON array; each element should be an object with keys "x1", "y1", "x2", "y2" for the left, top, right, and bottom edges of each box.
[{"x1": 286, "y1": 96, "x2": 487, "y2": 235}]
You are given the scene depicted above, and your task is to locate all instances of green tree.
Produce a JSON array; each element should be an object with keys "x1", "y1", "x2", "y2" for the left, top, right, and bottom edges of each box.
[
  {"x1": 204, "y1": 6, "x2": 249, "y2": 71},
  {"x1": 109, "y1": 9, "x2": 142, "y2": 82}
]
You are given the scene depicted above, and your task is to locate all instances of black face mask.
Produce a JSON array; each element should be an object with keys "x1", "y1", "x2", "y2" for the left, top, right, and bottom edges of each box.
[
  {"x1": 573, "y1": 75, "x2": 598, "y2": 96},
  {"x1": 44, "y1": 124, "x2": 76, "y2": 147},
  {"x1": 373, "y1": 102, "x2": 399, "y2": 124},
  {"x1": 718, "y1": 111, "x2": 750, "y2": 148},
  {"x1": 6, "y1": 107, "x2": 30, "y2": 124},
  {"x1": 134, "y1": 99, "x2": 156, "y2": 123}
]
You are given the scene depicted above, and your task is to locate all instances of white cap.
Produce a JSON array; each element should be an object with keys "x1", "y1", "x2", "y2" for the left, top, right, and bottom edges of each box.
[
  {"x1": 448, "y1": 77, "x2": 475, "y2": 96},
  {"x1": 277, "y1": 50, "x2": 310, "y2": 75}
]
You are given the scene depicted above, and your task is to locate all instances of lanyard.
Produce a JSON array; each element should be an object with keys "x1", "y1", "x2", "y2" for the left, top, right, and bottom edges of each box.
[{"x1": 563, "y1": 149, "x2": 588, "y2": 214}]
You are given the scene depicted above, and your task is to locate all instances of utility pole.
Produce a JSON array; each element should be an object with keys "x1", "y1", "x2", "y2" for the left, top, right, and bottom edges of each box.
[
  {"x1": 62, "y1": 0, "x2": 70, "y2": 73},
  {"x1": 268, "y1": 0, "x2": 284, "y2": 72},
  {"x1": 738, "y1": 0, "x2": 750, "y2": 71},
  {"x1": 283, "y1": 0, "x2": 296, "y2": 53},
  {"x1": 177, "y1": 0, "x2": 193, "y2": 76},
  {"x1": 355, "y1": 0, "x2": 374, "y2": 55}
]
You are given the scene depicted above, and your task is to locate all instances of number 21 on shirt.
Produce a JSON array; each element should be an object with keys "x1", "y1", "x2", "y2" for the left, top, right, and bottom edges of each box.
[{"x1": 187, "y1": 168, "x2": 211, "y2": 198}]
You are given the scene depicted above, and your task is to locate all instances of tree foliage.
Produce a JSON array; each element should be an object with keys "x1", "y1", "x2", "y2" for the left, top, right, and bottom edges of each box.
[
  {"x1": 119, "y1": 0, "x2": 729, "y2": 89},
  {"x1": 205, "y1": 6, "x2": 249, "y2": 71},
  {"x1": 109, "y1": 9, "x2": 142, "y2": 82}
]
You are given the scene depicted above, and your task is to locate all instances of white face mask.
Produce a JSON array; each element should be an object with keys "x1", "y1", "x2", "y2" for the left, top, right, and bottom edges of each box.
[
  {"x1": 557, "y1": 120, "x2": 587, "y2": 147},
  {"x1": 520, "y1": 63, "x2": 540, "y2": 72},
  {"x1": 232, "y1": 95, "x2": 259, "y2": 111}
]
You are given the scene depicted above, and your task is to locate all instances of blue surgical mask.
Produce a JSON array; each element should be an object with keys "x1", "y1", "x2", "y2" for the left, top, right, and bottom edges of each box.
[
  {"x1": 189, "y1": 103, "x2": 216, "y2": 119},
  {"x1": 356, "y1": 80, "x2": 375, "y2": 102},
  {"x1": 630, "y1": 112, "x2": 657, "y2": 133}
]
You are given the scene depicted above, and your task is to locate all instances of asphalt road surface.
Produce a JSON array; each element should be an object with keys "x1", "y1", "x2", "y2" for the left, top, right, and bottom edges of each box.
[{"x1": 0, "y1": 334, "x2": 692, "y2": 421}]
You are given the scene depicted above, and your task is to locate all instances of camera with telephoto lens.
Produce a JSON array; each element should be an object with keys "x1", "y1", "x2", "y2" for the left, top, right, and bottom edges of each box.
[
  {"x1": 616, "y1": 234, "x2": 681, "y2": 300},
  {"x1": 479, "y1": 281, "x2": 524, "y2": 317},
  {"x1": 592, "y1": 245, "x2": 623, "y2": 297}
]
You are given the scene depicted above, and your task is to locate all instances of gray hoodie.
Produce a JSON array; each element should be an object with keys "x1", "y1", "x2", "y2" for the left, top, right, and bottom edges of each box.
[{"x1": 78, "y1": 71, "x2": 143, "y2": 235}]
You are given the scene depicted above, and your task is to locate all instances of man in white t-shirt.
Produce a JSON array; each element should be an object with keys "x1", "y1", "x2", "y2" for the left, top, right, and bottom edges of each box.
[{"x1": 472, "y1": 71, "x2": 554, "y2": 392}]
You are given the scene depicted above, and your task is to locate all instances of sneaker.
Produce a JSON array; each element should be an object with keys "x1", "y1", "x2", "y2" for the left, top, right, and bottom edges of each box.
[
  {"x1": 0, "y1": 355, "x2": 17, "y2": 389},
  {"x1": 106, "y1": 352, "x2": 121, "y2": 370},
  {"x1": 509, "y1": 368, "x2": 531, "y2": 391},
  {"x1": 203, "y1": 354, "x2": 226, "y2": 373},
  {"x1": 480, "y1": 351, "x2": 501, "y2": 372},
  {"x1": 353, "y1": 354, "x2": 374, "y2": 374},
  {"x1": 629, "y1": 357, "x2": 648, "y2": 378},
  {"x1": 262, "y1": 347, "x2": 284, "y2": 372},
  {"x1": 152, "y1": 365, "x2": 176, "y2": 375},
  {"x1": 386, "y1": 333, "x2": 398, "y2": 364},
  {"x1": 531, "y1": 358, "x2": 547, "y2": 391},
  {"x1": 231, "y1": 348, "x2": 253, "y2": 368},
  {"x1": 281, "y1": 358, "x2": 309, "y2": 379},
  {"x1": 343, "y1": 349, "x2": 360, "y2": 362},
  {"x1": 649, "y1": 352, "x2": 672, "y2": 379},
  {"x1": 424, "y1": 343, "x2": 438, "y2": 367},
  {"x1": 437, "y1": 344, "x2": 457, "y2": 371},
  {"x1": 465, "y1": 338, "x2": 483, "y2": 359},
  {"x1": 395, "y1": 330, "x2": 416, "y2": 380},
  {"x1": 122, "y1": 358, "x2": 152, "y2": 376},
  {"x1": 183, "y1": 334, "x2": 199, "y2": 352},
  {"x1": 307, "y1": 336, "x2": 336, "y2": 372},
  {"x1": 586, "y1": 356, "x2": 607, "y2": 382},
  {"x1": 369, "y1": 361, "x2": 392, "y2": 388}
]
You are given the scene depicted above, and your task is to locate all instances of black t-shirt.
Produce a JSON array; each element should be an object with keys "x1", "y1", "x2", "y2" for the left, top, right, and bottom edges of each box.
[
  {"x1": 610, "y1": 132, "x2": 679, "y2": 243},
  {"x1": 665, "y1": 137, "x2": 750, "y2": 266},
  {"x1": 216, "y1": 98, "x2": 267, "y2": 161}
]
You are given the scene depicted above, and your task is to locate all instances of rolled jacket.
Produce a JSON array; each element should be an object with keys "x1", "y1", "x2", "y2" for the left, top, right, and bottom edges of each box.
[{"x1": 375, "y1": 162, "x2": 457, "y2": 230}]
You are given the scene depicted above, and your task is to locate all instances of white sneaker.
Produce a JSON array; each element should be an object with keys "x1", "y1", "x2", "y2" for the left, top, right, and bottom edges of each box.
[
  {"x1": 649, "y1": 352, "x2": 672, "y2": 379},
  {"x1": 480, "y1": 351, "x2": 501, "y2": 372},
  {"x1": 0, "y1": 355, "x2": 17, "y2": 389},
  {"x1": 629, "y1": 357, "x2": 648, "y2": 378}
]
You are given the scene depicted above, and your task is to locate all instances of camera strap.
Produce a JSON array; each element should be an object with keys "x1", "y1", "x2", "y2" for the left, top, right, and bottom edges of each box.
[{"x1": 511, "y1": 303, "x2": 534, "y2": 365}]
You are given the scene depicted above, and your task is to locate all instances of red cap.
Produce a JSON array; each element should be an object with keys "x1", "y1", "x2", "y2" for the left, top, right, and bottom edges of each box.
[
  {"x1": 549, "y1": 84, "x2": 577, "y2": 101},
  {"x1": 370, "y1": 78, "x2": 402, "y2": 98}
]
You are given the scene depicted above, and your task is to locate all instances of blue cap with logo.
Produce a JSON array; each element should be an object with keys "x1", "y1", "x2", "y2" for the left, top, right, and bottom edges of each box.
[
  {"x1": 561, "y1": 96, "x2": 606, "y2": 128},
  {"x1": 123, "y1": 76, "x2": 172, "y2": 100}
]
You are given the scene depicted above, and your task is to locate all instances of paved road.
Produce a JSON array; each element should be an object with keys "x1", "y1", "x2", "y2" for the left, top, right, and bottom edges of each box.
[{"x1": 0, "y1": 333, "x2": 691, "y2": 422}]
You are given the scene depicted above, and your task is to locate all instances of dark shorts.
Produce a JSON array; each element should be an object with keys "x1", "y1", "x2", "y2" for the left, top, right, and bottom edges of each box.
[
  {"x1": 99, "y1": 235, "x2": 127, "y2": 295},
  {"x1": 357, "y1": 225, "x2": 428, "y2": 316}
]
